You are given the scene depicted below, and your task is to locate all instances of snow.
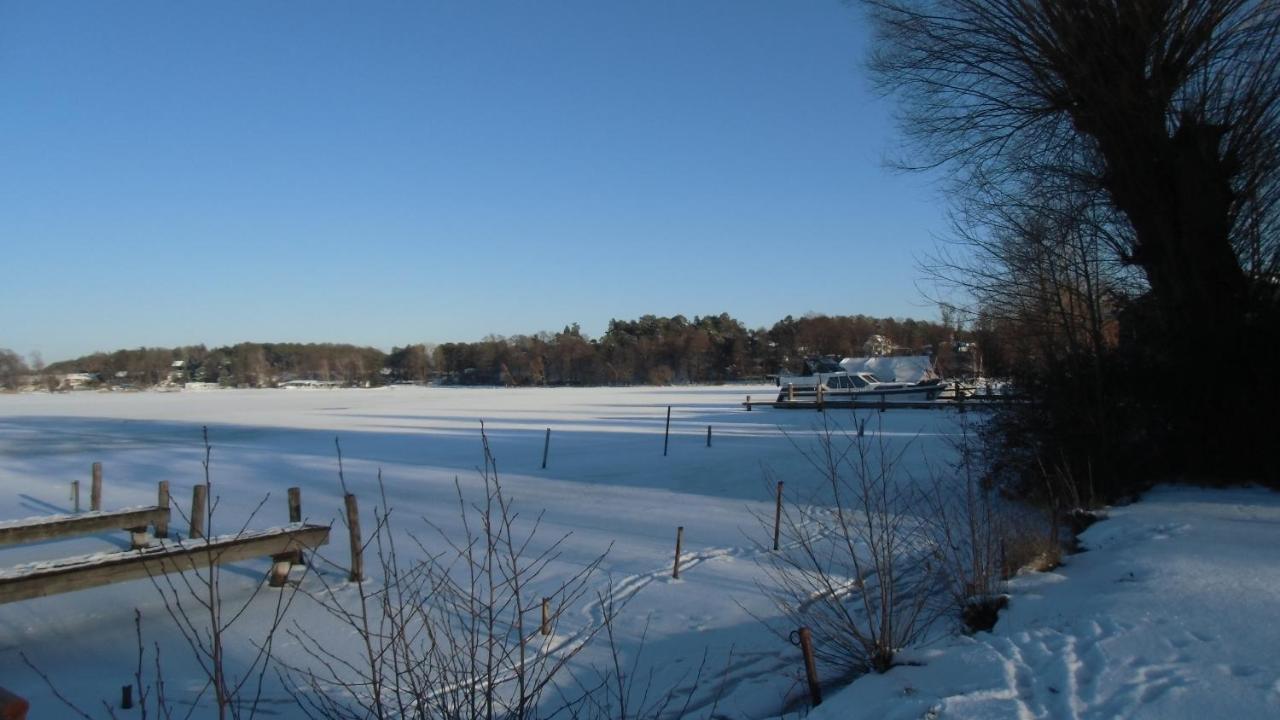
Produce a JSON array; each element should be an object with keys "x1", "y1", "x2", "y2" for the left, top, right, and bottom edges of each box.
[
  {"x1": 839, "y1": 355, "x2": 937, "y2": 383},
  {"x1": 809, "y1": 485, "x2": 1280, "y2": 720},
  {"x1": 0, "y1": 386, "x2": 953, "y2": 716},
  {"x1": 1, "y1": 387, "x2": 1276, "y2": 718}
]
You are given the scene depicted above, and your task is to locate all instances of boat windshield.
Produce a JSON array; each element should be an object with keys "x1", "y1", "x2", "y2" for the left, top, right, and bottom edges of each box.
[
  {"x1": 849, "y1": 374, "x2": 869, "y2": 388},
  {"x1": 862, "y1": 374, "x2": 883, "y2": 384}
]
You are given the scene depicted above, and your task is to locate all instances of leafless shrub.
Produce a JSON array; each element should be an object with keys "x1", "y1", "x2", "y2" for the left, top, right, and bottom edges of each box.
[
  {"x1": 277, "y1": 424, "x2": 613, "y2": 719},
  {"x1": 757, "y1": 413, "x2": 941, "y2": 677},
  {"x1": 143, "y1": 427, "x2": 304, "y2": 719},
  {"x1": 919, "y1": 416, "x2": 1008, "y2": 633}
]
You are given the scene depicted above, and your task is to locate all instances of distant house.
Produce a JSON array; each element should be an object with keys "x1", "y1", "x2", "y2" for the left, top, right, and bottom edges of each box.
[
  {"x1": 61, "y1": 372, "x2": 100, "y2": 389},
  {"x1": 168, "y1": 360, "x2": 186, "y2": 383}
]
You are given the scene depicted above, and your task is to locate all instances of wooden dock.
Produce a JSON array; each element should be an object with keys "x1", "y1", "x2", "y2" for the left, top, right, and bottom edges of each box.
[
  {"x1": 0, "y1": 506, "x2": 169, "y2": 548},
  {"x1": 0, "y1": 524, "x2": 330, "y2": 604},
  {"x1": 742, "y1": 394, "x2": 1018, "y2": 411}
]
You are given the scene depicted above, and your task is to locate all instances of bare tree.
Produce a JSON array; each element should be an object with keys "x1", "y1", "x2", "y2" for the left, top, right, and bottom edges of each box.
[
  {"x1": 869, "y1": 0, "x2": 1280, "y2": 484},
  {"x1": 0, "y1": 348, "x2": 29, "y2": 389}
]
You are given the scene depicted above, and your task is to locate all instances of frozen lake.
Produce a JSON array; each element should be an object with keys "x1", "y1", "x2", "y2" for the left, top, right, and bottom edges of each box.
[{"x1": 0, "y1": 386, "x2": 962, "y2": 717}]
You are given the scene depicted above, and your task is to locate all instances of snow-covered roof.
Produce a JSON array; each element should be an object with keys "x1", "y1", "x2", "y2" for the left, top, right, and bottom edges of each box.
[{"x1": 839, "y1": 355, "x2": 936, "y2": 383}]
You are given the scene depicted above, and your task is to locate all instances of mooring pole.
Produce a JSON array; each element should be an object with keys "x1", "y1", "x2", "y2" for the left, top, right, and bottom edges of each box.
[
  {"x1": 155, "y1": 481, "x2": 170, "y2": 539},
  {"x1": 542, "y1": 428, "x2": 551, "y2": 469},
  {"x1": 190, "y1": 485, "x2": 207, "y2": 539},
  {"x1": 287, "y1": 486, "x2": 305, "y2": 565},
  {"x1": 663, "y1": 406, "x2": 671, "y2": 457},
  {"x1": 798, "y1": 627, "x2": 822, "y2": 707},
  {"x1": 345, "y1": 493, "x2": 363, "y2": 582},
  {"x1": 773, "y1": 481, "x2": 784, "y2": 551},
  {"x1": 672, "y1": 525, "x2": 684, "y2": 579},
  {"x1": 91, "y1": 462, "x2": 103, "y2": 511}
]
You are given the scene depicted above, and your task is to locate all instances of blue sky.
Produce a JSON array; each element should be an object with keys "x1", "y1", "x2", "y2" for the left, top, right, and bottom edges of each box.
[{"x1": 0, "y1": 1, "x2": 949, "y2": 362}]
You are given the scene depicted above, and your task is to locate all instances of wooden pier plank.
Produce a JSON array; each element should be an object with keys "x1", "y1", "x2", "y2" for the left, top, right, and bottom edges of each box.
[
  {"x1": 0, "y1": 524, "x2": 329, "y2": 604},
  {"x1": 0, "y1": 507, "x2": 170, "y2": 547}
]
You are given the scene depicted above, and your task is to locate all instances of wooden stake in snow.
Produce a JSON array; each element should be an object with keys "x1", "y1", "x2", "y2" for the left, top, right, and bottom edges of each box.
[
  {"x1": 746, "y1": 394, "x2": 752, "y2": 411},
  {"x1": 773, "y1": 481, "x2": 785, "y2": 552},
  {"x1": 672, "y1": 525, "x2": 684, "y2": 579},
  {"x1": 541, "y1": 428, "x2": 551, "y2": 469},
  {"x1": 155, "y1": 481, "x2": 170, "y2": 539},
  {"x1": 663, "y1": 406, "x2": 672, "y2": 456},
  {"x1": 815, "y1": 383, "x2": 824, "y2": 411},
  {"x1": 788, "y1": 383, "x2": 795, "y2": 402},
  {"x1": 91, "y1": 462, "x2": 102, "y2": 511},
  {"x1": 71, "y1": 481, "x2": 80, "y2": 513},
  {"x1": 541, "y1": 597, "x2": 551, "y2": 636},
  {"x1": 798, "y1": 627, "x2": 822, "y2": 707},
  {"x1": 120, "y1": 685, "x2": 133, "y2": 710},
  {"x1": 345, "y1": 493, "x2": 363, "y2": 582},
  {"x1": 706, "y1": 425, "x2": 712, "y2": 448},
  {"x1": 190, "y1": 485, "x2": 207, "y2": 539}
]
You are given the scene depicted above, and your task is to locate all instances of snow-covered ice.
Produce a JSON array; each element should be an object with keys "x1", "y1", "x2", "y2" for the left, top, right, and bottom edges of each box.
[
  {"x1": 1, "y1": 387, "x2": 1276, "y2": 718},
  {"x1": 0, "y1": 386, "x2": 952, "y2": 717}
]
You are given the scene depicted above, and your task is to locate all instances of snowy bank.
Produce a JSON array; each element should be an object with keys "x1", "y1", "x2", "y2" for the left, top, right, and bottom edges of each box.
[{"x1": 809, "y1": 485, "x2": 1280, "y2": 719}]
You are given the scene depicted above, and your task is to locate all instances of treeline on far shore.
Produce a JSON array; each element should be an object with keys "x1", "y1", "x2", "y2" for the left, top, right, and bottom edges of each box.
[{"x1": 3, "y1": 312, "x2": 986, "y2": 390}]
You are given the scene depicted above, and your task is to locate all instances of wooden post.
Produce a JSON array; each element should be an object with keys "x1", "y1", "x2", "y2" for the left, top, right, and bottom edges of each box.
[
  {"x1": 288, "y1": 487, "x2": 302, "y2": 523},
  {"x1": 287, "y1": 486, "x2": 305, "y2": 565},
  {"x1": 268, "y1": 554, "x2": 293, "y2": 587},
  {"x1": 672, "y1": 525, "x2": 684, "y2": 579},
  {"x1": 120, "y1": 684, "x2": 133, "y2": 710},
  {"x1": 541, "y1": 428, "x2": 551, "y2": 469},
  {"x1": 815, "y1": 383, "x2": 824, "y2": 411},
  {"x1": 128, "y1": 526, "x2": 151, "y2": 550},
  {"x1": 345, "y1": 493, "x2": 363, "y2": 582},
  {"x1": 706, "y1": 425, "x2": 712, "y2": 448},
  {"x1": 788, "y1": 383, "x2": 795, "y2": 402},
  {"x1": 663, "y1": 406, "x2": 671, "y2": 457},
  {"x1": 71, "y1": 480, "x2": 80, "y2": 513},
  {"x1": 773, "y1": 481, "x2": 784, "y2": 551},
  {"x1": 155, "y1": 481, "x2": 170, "y2": 539},
  {"x1": 798, "y1": 627, "x2": 822, "y2": 707},
  {"x1": 91, "y1": 462, "x2": 102, "y2": 511},
  {"x1": 746, "y1": 394, "x2": 752, "y2": 411},
  {"x1": 190, "y1": 485, "x2": 207, "y2": 539},
  {"x1": 0, "y1": 686, "x2": 30, "y2": 720},
  {"x1": 541, "y1": 597, "x2": 551, "y2": 635}
]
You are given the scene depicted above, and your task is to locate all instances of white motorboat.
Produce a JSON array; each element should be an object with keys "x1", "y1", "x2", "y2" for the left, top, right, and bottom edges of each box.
[{"x1": 775, "y1": 370, "x2": 950, "y2": 403}]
